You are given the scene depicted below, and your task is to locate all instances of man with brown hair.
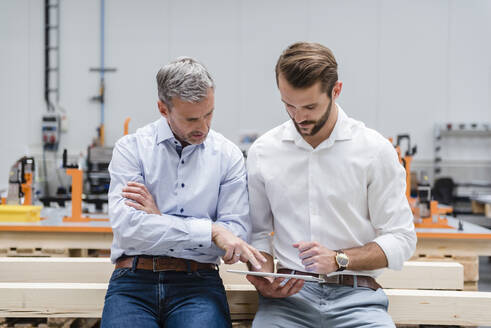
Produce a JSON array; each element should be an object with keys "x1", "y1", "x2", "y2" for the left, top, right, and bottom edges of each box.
[{"x1": 246, "y1": 42, "x2": 416, "y2": 327}]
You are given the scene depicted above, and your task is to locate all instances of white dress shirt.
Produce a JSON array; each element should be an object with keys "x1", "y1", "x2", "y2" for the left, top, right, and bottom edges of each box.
[
  {"x1": 247, "y1": 106, "x2": 416, "y2": 278},
  {"x1": 108, "y1": 117, "x2": 249, "y2": 264}
]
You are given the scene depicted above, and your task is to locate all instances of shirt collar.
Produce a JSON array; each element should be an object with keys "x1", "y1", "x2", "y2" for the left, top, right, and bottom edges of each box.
[
  {"x1": 156, "y1": 117, "x2": 208, "y2": 148},
  {"x1": 281, "y1": 104, "x2": 353, "y2": 146},
  {"x1": 157, "y1": 117, "x2": 174, "y2": 144}
]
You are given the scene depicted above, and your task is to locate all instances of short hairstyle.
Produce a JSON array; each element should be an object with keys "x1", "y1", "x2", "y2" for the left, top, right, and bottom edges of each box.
[
  {"x1": 275, "y1": 42, "x2": 338, "y2": 96},
  {"x1": 156, "y1": 57, "x2": 215, "y2": 109}
]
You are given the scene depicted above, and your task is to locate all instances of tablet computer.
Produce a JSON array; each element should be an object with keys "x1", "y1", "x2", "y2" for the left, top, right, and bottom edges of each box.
[{"x1": 227, "y1": 269, "x2": 325, "y2": 283}]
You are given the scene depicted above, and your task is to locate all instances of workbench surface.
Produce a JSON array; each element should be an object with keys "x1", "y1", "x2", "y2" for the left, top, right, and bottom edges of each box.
[
  {"x1": 416, "y1": 216, "x2": 491, "y2": 239},
  {"x1": 0, "y1": 207, "x2": 111, "y2": 233}
]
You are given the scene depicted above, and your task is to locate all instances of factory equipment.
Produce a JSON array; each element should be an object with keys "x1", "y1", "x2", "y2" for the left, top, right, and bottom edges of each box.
[
  {"x1": 5, "y1": 157, "x2": 35, "y2": 206},
  {"x1": 85, "y1": 146, "x2": 112, "y2": 211},
  {"x1": 61, "y1": 149, "x2": 108, "y2": 222},
  {"x1": 41, "y1": 113, "x2": 61, "y2": 151},
  {"x1": 0, "y1": 157, "x2": 43, "y2": 223},
  {"x1": 392, "y1": 134, "x2": 453, "y2": 229},
  {"x1": 433, "y1": 122, "x2": 491, "y2": 214}
]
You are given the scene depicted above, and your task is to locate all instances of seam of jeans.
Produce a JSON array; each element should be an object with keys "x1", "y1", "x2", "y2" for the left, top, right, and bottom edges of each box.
[{"x1": 158, "y1": 272, "x2": 163, "y2": 322}]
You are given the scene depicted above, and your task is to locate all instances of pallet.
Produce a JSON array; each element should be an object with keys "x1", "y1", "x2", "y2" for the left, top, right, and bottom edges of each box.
[
  {"x1": 2, "y1": 258, "x2": 485, "y2": 326},
  {"x1": 471, "y1": 200, "x2": 485, "y2": 214},
  {"x1": 464, "y1": 281, "x2": 478, "y2": 291},
  {"x1": 0, "y1": 318, "x2": 99, "y2": 328},
  {"x1": 471, "y1": 201, "x2": 491, "y2": 218},
  {"x1": 411, "y1": 253, "x2": 479, "y2": 283}
]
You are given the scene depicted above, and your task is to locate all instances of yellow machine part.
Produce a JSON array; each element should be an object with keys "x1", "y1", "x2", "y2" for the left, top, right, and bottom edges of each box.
[{"x1": 0, "y1": 205, "x2": 42, "y2": 222}]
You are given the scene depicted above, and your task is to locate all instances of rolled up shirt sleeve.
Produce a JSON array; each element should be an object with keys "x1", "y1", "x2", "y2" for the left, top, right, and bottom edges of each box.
[
  {"x1": 247, "y1": 143, "x2": 274, "y2": 256},
  {"x1": 109, "y1": 137, "x2": 212, "y2": 257},
  {"x1": 368, "y1": 140, "x2": 417, "y2": 270}
]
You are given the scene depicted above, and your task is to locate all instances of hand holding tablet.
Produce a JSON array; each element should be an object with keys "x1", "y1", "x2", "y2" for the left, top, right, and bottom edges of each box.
[{"x1": 227, "y1": 269, "x2": 325, "y2": 283}]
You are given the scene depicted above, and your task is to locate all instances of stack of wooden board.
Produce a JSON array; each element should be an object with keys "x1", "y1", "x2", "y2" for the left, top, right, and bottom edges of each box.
[
  {"x1": 1, "y1": 258, "x2": 491, "y2": 326},
  {"x1": 411, "y1": 253, "x2": 479, "y2": 290}
]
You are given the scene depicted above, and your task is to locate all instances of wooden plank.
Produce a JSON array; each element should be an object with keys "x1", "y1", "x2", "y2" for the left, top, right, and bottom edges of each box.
[
  {"x1": 386, "y1": 289, "x2": 491, "y2": 326},
  {"x1": 0, "y1": 231, "x2": 113, "y2": 250},
  {"x1": 220, "y1": 261, "x2": 464, "y2": 290},
  {"x1": 0, "y1": 258, "x2": 113, "y2": 283},
  {"x1": 411, "y1": 254, "x2": 478, "y2": 282},
  {"x1": 1, "y1": 283, "x2": 491, "y2": 326},
  {"x1": 0, "y1": 283, "x2": 106, "y2": 318},
  {"x1": 416, "y1": 237, "x2": 491, "y2": 256},
  {"x1": 378, "y1": 261, "x2": 464, "y2": 290},
  {"x1": 225, "y1": 285, "x2": 258, "y2": 315},
  {"x1": 223, "y1": 285, "x2": 491, "y2": 326},
  {"x1": 464, "y1": 281, "x2": 479, "y2": 291},
  {"x1": 0, "y1": 258, "x2": 463, "y2": 291}
]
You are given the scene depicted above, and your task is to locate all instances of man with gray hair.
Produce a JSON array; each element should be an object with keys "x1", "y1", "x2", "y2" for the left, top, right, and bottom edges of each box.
[{"x1": 101, "y1": 57, "x2": 266, "y2": 328}]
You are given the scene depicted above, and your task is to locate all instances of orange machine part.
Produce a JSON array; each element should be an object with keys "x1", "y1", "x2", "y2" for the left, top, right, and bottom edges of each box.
[
  {"x1": 99, "y1": 124, "x2": 105, "y2": 147},
  {"x1": 63, "y1": 168, "x2": 108, "y2": 223},
  {"x1": 403, "y1": 156, "x2": 413, "y2": 200},
  {"x1": 21, "y1": 172, "x2": 33, "y2": 206},
  {"x1": 414, "y1": 200, "x2": 454, "y2": 229},
  {"x1": 124, "y1": 117, "x2": 131, "y2": 136}
]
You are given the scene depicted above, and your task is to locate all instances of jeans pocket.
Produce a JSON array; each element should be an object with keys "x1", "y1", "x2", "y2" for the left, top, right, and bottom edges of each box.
[{"x1": 110, "y1": 268, "x2": 131, "y2": 281}]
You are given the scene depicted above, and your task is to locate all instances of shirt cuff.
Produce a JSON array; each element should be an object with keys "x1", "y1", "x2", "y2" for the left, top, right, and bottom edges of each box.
[
  {"x1": 373, "y1": 234, "x2": 404, "y2": 271},
  {"x1": 187, "y1": 219, "x2": 212, "y2": 250}
]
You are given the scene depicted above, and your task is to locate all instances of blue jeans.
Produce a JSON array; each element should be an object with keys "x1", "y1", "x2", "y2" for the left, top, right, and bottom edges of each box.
[
  {"x1": 101, "y1": 265, "x2": 231, "y2": 328},
  {"x1": 253, "y1": 281, "x2": 395, "y2": 328}
]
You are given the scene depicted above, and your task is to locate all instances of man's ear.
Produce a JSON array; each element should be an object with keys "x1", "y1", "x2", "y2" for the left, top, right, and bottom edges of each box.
[
  {"x1": 157, "y1": 100, "x2": 170, "y2": 118},
  {"x1": 331, "y1": 81, "x2": 343, "y2": 100}
]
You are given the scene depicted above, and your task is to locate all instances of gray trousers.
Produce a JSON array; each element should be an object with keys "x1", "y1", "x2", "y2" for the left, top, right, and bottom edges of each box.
[{"x1": 252, "y1": 281, "x2": 395, "y2": 328}]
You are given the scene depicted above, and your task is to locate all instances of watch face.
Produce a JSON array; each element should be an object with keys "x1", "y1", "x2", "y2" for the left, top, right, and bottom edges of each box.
[{"x1": 337, "y1": 253, "x2": 349, "y2": 267}]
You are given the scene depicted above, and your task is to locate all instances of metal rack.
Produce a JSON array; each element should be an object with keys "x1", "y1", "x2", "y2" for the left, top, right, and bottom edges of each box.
[{"x1": 433, "y1": 122, "x2": 491, "y2": 178}]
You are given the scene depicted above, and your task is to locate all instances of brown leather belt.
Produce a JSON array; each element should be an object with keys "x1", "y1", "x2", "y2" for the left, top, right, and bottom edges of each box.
[
  {"x1": 116, "y1": 256, "x2": 217, "y2": 272},
  {"x1": 277, "y1": 269, "x2": 381, "y2": 291}
]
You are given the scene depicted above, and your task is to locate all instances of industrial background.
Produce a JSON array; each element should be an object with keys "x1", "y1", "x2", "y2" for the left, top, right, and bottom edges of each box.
[{"x1": 1, "y1": 0, "x2": 491, "y2": 327}]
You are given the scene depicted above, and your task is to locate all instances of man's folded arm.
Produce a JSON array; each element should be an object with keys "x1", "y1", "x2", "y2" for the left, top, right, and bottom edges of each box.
[{"x1": 109, "y1": 138, "x2": 212, "y2": 254}]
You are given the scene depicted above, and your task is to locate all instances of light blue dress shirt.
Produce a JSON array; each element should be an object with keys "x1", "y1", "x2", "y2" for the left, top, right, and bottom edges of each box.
[{"x1": 108, "y1": 117, "x2": 250, "y2": 264}]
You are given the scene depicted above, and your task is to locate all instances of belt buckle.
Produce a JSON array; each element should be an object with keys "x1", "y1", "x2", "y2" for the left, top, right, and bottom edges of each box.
[
  {"x1": 323, "y1": 275, "x2": 340, "y2": 284},
  {"x1": 152, "y1": 257, "x2": 171, "y2": 272}
]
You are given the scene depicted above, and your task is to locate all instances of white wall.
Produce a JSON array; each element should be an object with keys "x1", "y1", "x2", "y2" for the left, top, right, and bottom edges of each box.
[{"x1": 1, "y1": 0, "x2": 491, "y2": 189}]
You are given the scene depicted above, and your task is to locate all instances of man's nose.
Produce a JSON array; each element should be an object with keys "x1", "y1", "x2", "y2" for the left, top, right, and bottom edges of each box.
[
  {"x1": 294, "y1": 109, "x2": 306, "y2": 123},
  {"x1": 197, "y1": 119, "x2": 208, "y2": 131}
]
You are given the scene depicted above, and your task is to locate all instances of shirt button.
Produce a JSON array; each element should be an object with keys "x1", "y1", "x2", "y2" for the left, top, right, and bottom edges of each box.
[
  {"x1": 181, "y1": 160, "x2": 185, "y2": 164},
  {"x1": 170, "y1": 249, "x2": 174, "y2": 252},
  {"x1": 199, "y1": 244, "x2": 203, "y2": 247},
  {"x1": 181, "y1": 183, "x2": 185, "y2": 188},
  {"x1": 180, "y1": 208, "x2": 184, "y2": 213}
]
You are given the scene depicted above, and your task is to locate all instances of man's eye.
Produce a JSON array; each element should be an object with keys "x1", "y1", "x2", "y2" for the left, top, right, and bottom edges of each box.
[{"x1": 306, "y1": 106, "x2": 315, "y2": 110}]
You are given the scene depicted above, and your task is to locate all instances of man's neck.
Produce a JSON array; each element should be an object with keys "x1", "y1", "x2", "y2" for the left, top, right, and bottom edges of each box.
[{"x1": 303, "y1": 104, "x2": 339, "y2": 149}]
